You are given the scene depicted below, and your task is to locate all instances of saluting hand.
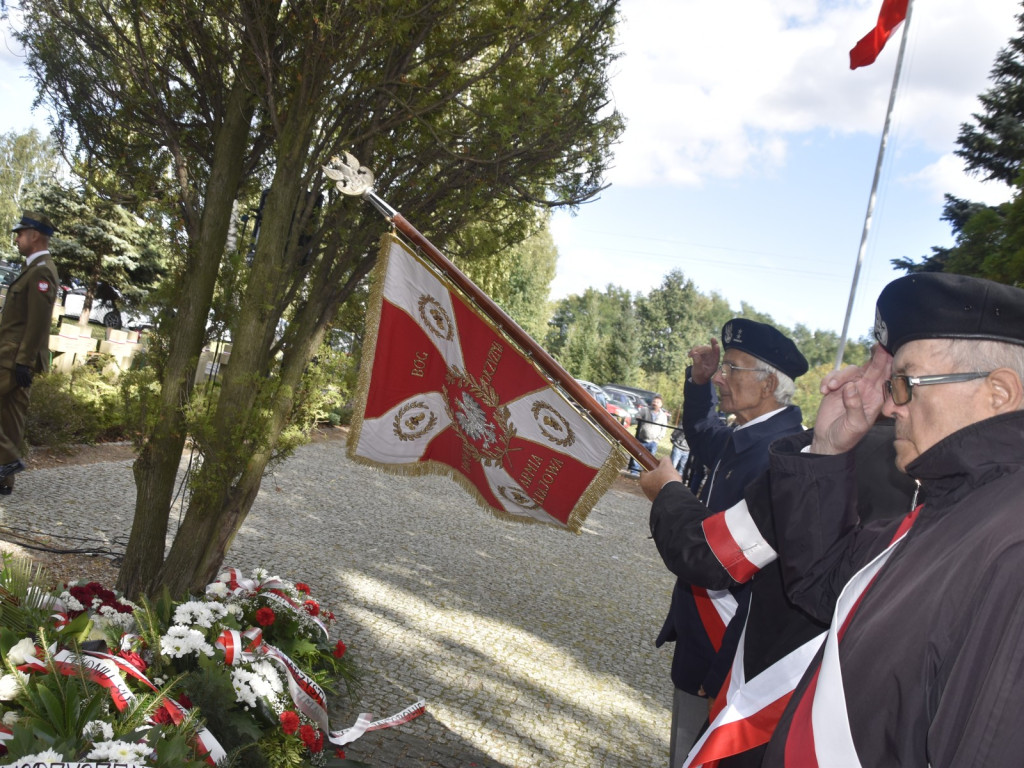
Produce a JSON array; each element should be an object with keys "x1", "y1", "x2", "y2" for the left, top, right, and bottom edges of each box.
[
  {"x1": 809, "y1": 345, "x2": 891, "y2": 455},
  {"x1": 688, "y1": 338, "x2": 721, "y2": 385}
]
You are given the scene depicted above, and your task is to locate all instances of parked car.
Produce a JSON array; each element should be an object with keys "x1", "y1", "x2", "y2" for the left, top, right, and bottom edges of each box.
[
  {"x1": 61, "y1": 282, "x2": 152, "y2": 331},
  {"x1": 574, "y1": 379, "x2": 608, "y2": 407},
  {"x1": 575, "y1": 379, "x2": 631, "y2": 427},
  {"x1": 0, "y1": 261, "x2": 19, "y2": 287},
  {"x1": 603, "y1": 387, "x2": 640, "y2": 422}
]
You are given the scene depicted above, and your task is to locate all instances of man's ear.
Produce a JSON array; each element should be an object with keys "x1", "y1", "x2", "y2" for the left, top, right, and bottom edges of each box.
[
  {"x1": 761, "y1": 372, "x2": 778, "y2": 399},
  {"x1": 986, "y1": 368, "x2": 1024, "y2": 414}
]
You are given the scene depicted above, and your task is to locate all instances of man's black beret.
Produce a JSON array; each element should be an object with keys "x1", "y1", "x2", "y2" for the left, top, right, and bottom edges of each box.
[
  {"x1": 874, "y1": 272, "x2": 1024, "y2": 354},
  {"x1": 721, "y1": 318, "x2": 809, "y2": 380}
]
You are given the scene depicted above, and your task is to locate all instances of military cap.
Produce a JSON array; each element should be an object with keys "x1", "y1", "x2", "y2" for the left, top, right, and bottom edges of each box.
[
  {"x1": 11, "y1": 211, "x2": 55, "y2": 237},
  {"x1": 873, "y1": 272, "x2": 1024, "y2": 354},
  {"x1": 721, "y1": 318, "x2": 808, "y2": 379}
]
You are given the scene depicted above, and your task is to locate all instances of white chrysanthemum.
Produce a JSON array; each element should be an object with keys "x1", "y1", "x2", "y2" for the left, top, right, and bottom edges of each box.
[
  {"x1": 83, "y1": 718, "x2": 115, "y2": 741},
  {"x1": 6, "y1": 637, "x2": 38, "y2": 666},
  {"x1": 87, "y1": 738, "x2": 151, "y2": 762},
  {"x1": 160, "y1": 625, "x2": 214, "y2": 659},
  {"x1": 18, "y1": 748, "x2": 64, "y2": 761},
  {"x1": 205, "y1": 581, "x2": 230, "y2": 599},
  {"x1": 59, "y1": 589, "x2": 85, "y2": 612},
  {"x1": 252, "y1": 567, "x2": 269, "y2": 581},
  {"x1": 225, "y1": 603, "x2": 244, "y2": 619},
  {"x1": 173, "y1": 600, "x2": 228, "y2": 629},
  {"x1": 230, "y1": 667, "x2": 260, "y2": 708},
  {"x1": 0, "y1": 671, "x2": 28, "y2": 701},
  {"x1": 95, "y1": 605, "x2": 136, "y2": 632},
  {"x1": 2, "y1": 710, "x2": 20, "y2": 725}
]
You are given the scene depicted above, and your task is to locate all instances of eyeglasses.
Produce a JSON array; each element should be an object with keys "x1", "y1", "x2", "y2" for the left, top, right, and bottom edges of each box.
[
  {"x1": 884, "y1": 372, "x2": 991, "y2": 406},
  {"x1": 716, "y1": 361, "x2": 767, "y2": 378}
]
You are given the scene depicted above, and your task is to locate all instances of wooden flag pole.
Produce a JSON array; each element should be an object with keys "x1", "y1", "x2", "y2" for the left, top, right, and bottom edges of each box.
[{"x1": 324, "y1": 154, "x2": 658, "y2": 471}]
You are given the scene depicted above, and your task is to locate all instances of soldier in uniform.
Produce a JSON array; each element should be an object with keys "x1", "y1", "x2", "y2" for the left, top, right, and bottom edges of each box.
[{"x1": 0, "y1": 212, "x2": 60, "y2": 493}]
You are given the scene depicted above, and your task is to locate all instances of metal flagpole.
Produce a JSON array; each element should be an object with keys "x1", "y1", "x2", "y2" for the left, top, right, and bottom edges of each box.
[
  {"x1": 834, "y1": 0, "x2": 915, "y2": 370},
  {"x1": 323, "y1": 153, "x2": 659, "y2": 471}
]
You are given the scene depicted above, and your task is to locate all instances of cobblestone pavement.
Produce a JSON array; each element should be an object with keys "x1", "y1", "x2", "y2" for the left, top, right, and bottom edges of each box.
[{"x1": 1, "y1": 439, "x2": 679, "y2": 767}]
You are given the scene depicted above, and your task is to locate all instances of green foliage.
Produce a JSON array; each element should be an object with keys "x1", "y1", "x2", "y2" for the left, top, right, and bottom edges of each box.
[
  {"x1": 25, "y1": 178, "x2": 168, "y2": 316},
  {"x1": 457, "y1": 215, "x2": 560, "y2": 340},
  {"x1": 284, "y1": 341, "x2": 358, "y2": 449},
  {"x1": 896, "y1": 10, "x2": 1024, "y2": 287},
  {"x1": 25, "y1": 364, "x2": 160, "y2": 450},
  {"x1": 543, "y1": 267, "x2": 862, "y2": 416},
  {"x1": 0, "y1": 128, "x2": 62, "y2": 260},
  {"x1": 955, "y1": 8, "x2": 1024, "y2": 186}
]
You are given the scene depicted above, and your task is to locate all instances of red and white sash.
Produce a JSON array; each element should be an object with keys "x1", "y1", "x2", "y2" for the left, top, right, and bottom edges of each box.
[
  {"x1": 692, "y1": 586, "x2": 739, "y2": 652},
  {"x1": 784, "y1": 508, "x2": 920, "y2": 767},
  {"x1": 684, "y1": 621, "x2": 823, "y2": 767}
]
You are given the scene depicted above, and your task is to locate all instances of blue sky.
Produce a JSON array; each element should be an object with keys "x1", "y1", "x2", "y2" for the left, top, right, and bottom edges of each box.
[
  {"x1": 550, "y1": 0, "x2": 1021, "y2": 340},
  {"x1": 2, "y1": 0, "x2": 1020, "y2": 343}
]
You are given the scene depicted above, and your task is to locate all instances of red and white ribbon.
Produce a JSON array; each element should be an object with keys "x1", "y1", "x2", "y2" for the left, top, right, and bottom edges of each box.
[{"x1": 329, "y1": 700, "x2": 427, "y2": 746}]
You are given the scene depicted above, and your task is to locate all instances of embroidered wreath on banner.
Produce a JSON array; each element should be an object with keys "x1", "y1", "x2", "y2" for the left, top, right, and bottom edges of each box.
[
  {"x1": 497, "y1": 485, "x2": 540, "y2": 511},
  {"x1": 531, "y1": 401, "x2": 576, "y2": 448},
  {"x1": 418, "y1": 294, "x2": 454, "y2": 342},
  {"x1": 442, "y1": 366, "x2": 515, "y2": 467},
  {"x1": 393, "y1": 400, "x2": 439, "y2": 442}
]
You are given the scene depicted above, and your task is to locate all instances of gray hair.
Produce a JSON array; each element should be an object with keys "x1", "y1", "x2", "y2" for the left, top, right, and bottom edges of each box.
[
  {"x1": 756, "y1": 363, "x2": 796, "y2": 406},
  {"x1": 944, "y1": 339, "x2": 1024, "y2": 409}
]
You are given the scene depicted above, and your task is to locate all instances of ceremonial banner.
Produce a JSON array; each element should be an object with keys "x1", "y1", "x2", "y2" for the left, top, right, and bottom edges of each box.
[
  {"x1": 849, "y1": 0, "x2": 909, "y2": 69},
  {"x1": 347, "y1": 234, "x2": 626, "y2": 531}
]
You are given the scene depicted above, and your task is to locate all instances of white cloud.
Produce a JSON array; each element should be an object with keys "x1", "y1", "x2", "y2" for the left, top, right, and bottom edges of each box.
[
  {"x1": 907, "y1": 153, "x2": 1015, "y2": 206},
  {"x1": 608, "y1": 0, "x2": 1022, "y2": 187}
]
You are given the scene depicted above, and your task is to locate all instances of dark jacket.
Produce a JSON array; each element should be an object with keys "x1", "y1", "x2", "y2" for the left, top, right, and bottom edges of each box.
[
  {"x1": 650, "y1": 419, "x2": 915, "y2": 766},
  {"x1": 764, "y1": 410, "x2": 1024, "y2": 767},
  {"x1": 656, "y1": 376, "x2": 804, "y2": 696}
]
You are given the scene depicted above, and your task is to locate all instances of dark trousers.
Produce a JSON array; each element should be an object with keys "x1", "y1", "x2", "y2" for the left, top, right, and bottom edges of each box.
[{"x1": 0, "y1": 367, "x2": 29, "y2": 465}]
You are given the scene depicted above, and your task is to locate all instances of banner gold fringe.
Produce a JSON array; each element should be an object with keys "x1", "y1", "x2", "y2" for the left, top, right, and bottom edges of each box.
[{"x1": 346, "y1": 233, "x2": 629, "y2": 534}]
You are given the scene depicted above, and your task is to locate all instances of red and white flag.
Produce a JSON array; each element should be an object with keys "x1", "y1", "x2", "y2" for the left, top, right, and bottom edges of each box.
[
  {"x1": 347, "y1": 234, "x2": 626, "y2": 531},
  {"x1": 850, "y1": 0, "x2": 909, "y2": 69}
]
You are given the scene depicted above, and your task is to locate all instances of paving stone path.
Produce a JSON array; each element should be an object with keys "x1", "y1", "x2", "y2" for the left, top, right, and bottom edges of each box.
[{"x1": 2, "y1": 438, "x2": 678, "y2": 767}]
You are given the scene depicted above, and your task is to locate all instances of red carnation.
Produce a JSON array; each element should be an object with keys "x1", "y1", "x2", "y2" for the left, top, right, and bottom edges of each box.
[
  {"x1": 295, "y1": 582, "x2": 311, "y2": 594},
  {"x1": 335, "y1": 749, "x2": 346, "y2": 759},
  {"x1": 256, "y1": 607, "x2": 276, "y2": 626},
  {"x1": 280, "y1": 710, "x2": 300, "y2": 735},
  {"x1": 299, "y1": 724, "x2": 320, "y2": 750},
  {"x1": 303, "y1": 600, "x2": 320, "y2": 617},
  {"x1": 333, "y1": 640, "x2": 347, "y2": 658}
]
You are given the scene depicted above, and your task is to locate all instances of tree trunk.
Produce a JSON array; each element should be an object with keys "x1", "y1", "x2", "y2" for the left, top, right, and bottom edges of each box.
[{"x1": 117, "y1": 80, "x2": 256, "y2": 599}]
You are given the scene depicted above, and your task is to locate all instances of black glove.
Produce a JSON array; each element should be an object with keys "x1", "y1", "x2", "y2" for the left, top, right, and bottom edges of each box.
[{"x1": 14, "y1": 365, "x2": 33, "y2": 388}]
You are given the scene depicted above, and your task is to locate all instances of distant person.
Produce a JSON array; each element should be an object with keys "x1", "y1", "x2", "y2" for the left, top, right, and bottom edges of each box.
[
  {"x1": 627, "y1": 394, "x2": 668, "y2": 476},
  {"x1": 0, "y1": 212, "x2": 60, "y2": 494},
  {"x1": 654, "y1": 318, "x2": 807, "y2": 767},
  {"x1": 668, "y1": 415, "x2": 689, "y2": 473}
]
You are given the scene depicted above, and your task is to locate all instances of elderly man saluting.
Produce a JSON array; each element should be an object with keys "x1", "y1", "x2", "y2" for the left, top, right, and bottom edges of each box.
[
  {"x1": 756, "y1": 272, "x2": 1024, "y2": 765},
  {"x1": 656, "y1": 318, "x2": 807, "y2": 764}
]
